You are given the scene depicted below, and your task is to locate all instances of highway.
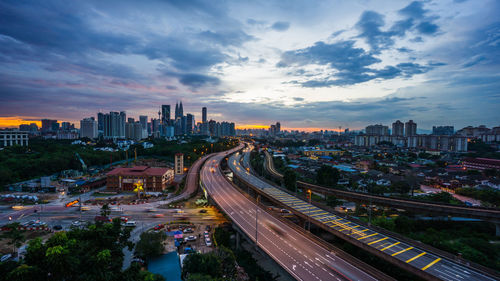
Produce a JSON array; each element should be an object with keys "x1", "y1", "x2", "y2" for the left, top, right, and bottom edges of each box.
[
  {"x1": 230, "y1": 146, "x2": 498, "y2": 281},
  {"x1": 263, "y1": 151, "x2": 500, "y2": 222},
  {"x1": 201, "y1": 149, "x2": 382, "y2": 281}
]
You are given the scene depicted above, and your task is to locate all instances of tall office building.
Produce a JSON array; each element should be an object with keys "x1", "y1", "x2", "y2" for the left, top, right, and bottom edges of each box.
[
  {"x1": 161, "y1": 105, "x2": 170, "y2": 125},
  {"x1": 392, "y1": 120, "x2": 404, "y2": 136},
  {"x1": 174, "y1": 101, "x2": 184, "y2": 120},
  {"x1": 186, "y1": 114, "x2": 194, "y2": 135},
  {"x1": 202, "y1": 107, "x2": 207, "y2": 123},
  {"x1": 97, "y1": 112, "x2": 104, "y2": 132},
  {"x1": 80, "y1": 117, "x2": 98, "y2": 139},
  {"x1": 405, "y1": 120, "x2": 417, "y2": 137},
  {"x1": 276, "y1": 122, "x2": 281, "y2": 134},
  {"x1": 139, "y1": 115, "x2": 148, "y2": 129}
]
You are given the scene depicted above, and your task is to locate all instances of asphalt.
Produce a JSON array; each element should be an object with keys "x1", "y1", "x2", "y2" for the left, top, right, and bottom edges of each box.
[
  {"x1": 230, "y1": 146, "x2": 497, "y2": 281},
  {"x1": 201, "y1": 148, "x2": 380, "y2": 281}
]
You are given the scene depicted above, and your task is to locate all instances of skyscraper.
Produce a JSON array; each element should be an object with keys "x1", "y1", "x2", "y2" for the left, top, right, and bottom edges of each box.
[
  {"x1": 103, "y1": 111, "x2": 126, "y2": 139},
  {"x1": 161, "y1": 105, "x2": 170, "y2": 125},
  {"x1": 392, "y1": 120, "x2": 404, "y2": 136},
  {"x1": 405, "y1": 120, "x2": 417, "y2": 137},
  {"x1": 186, "y1": 114, "x2": 194, "y2": 135},
  {"x1": 175, "y1": 103, "x2": 179, "y2": 119},
  {"x1": 80, "y1": 117, "x2": 98, "y2": 139},
  {"x1": 276, "y1": 122, "x2": 281, "y2": 134},
  {"x1": 97, "y1": 112, "x2": 104, "y2": 132},
  {"x1": 179, "y1": 101, "x2": 183, "y2": 118},
  {"x1": 202, "y1": 107, "x2": 207, "y2": 123},
  {"x1": 41, "y1": 119, "x2": 58, "y2": 133}
]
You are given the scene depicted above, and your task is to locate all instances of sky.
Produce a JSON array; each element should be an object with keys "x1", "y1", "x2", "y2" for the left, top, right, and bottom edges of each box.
[{"x1": 0, "y1": 0, "x2": 499, "y2": 131}]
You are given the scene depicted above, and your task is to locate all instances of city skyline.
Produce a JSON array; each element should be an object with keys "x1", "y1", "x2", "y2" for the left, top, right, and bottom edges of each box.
[{"x1": 0, "y1": 0, "x2": 499, "y2": 130}]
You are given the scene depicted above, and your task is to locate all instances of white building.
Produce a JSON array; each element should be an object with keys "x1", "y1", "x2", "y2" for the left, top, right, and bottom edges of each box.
[
  {"x1": 0, "y1": 130, "x2": 29, "y2": 147},
  {"x1": 80, "y1": 117, "x2": 98, "y2": 139}
]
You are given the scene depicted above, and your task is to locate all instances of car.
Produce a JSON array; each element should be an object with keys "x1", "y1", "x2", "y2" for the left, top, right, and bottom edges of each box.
[
  {"x1": 205, "y1": 225, "x2": 211, "y2": 232},
  {"x1": 53, "y1": 225, "x2": 63, "y2": 230},
  {"x1": 199, "y1": 209, "x2": 207, "y2": 213},
  {"x1": 154, "y1": 224, "x2": 164, "y2": 231},
  {"x1": 124, "y1": 221, "x2": 136, "y2": 227},
  {"x1": 71, "y1": 220, "x2": 81, "y2": 226},
  {"x1": 205, "y1": 238, "x2": 212, "y2": 246},
  {"x1": 183, "y1": 228, "x2": 194, "y2": 233},
  {"x1": 186, "y1": 235, "x2": 196, "y2": 241},
  {"x1": 80, "y1": 206, "x2": 90, "y2": 211}
]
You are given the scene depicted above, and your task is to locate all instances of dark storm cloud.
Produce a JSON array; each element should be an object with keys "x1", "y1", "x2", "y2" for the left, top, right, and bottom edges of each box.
[
  {"x1": 271, "y1": 21, "x2": 291, "y2": 31},
  {"x1": 278, "y1": 40, "x2": 436, "y2": 87},
  {"x1": 354, "y1": 1, "x2": 440, "y2": 53}
]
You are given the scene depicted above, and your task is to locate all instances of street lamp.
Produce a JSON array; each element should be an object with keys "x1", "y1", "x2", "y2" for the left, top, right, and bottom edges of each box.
[{"x1": 307, "y1": 189, "x2": 312, "y2": 232}]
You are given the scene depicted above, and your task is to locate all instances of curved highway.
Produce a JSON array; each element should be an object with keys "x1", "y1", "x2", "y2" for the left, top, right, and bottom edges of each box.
[
  {"x1": 230, "y1": 146, "x2": 498, "y2": 281},
  {"x1": 201, "y1": 149, "x2": 382, "y2": 281}
]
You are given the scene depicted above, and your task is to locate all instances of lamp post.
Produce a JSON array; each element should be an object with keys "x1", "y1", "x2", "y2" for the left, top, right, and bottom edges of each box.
[
  {"x1": 255, "y1": 195, "x2": 260, "y2": 250},
  {"x1": 307, "y1": 189, "x2": 312, "y2": 232}
]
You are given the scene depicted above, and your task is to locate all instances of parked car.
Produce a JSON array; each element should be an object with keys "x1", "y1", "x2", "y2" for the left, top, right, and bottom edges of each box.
[
  {"x1": 186, "y1": 235, "x2": 196, "y2": 241},
  {"x1": 183, "y1": 228, "x2": 194, "y2": 233},
  {"x1": 53, "y1": 225, "x2": 63, "y2": 230},
  {"x1": 123, "y1": 221, "x2": 136, "y2": 227},
  {"x1": 205, "y1": 238, "x2": 212, "y2": 246}
]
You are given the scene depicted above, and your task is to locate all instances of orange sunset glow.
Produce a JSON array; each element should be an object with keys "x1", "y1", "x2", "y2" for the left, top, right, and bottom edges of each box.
[
  {"x1": 0, "y1": 117, "x2": 42, "y2": 128},
  {"x1": 236, "y1": 124, "x2": 347, "y2": 133}
]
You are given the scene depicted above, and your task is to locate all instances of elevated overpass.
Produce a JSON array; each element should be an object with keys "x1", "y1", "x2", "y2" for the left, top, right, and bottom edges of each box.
[
  {"x1": 264, "y1": 151, "x2": 500, "y2": 223},
  {"x1": 201, "y1": 146, "x2": 390, "y2": 281},
  {"x1": 230, "y1": 146, "x2": 499, "y2": 281}
]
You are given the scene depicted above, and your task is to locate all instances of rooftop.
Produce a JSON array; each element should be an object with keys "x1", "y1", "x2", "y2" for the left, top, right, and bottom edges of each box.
[{"x1": 107, "y1": 166, "x2": 172, "y2": 177}]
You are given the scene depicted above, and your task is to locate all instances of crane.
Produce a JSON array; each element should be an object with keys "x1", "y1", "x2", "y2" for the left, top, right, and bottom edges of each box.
[{"x1": 75, "y1": 152, "x2": 87, "y2": 172}]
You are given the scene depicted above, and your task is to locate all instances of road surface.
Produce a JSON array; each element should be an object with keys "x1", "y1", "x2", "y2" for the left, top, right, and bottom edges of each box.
[
  {"x1": 231, "y1": 146, "x2": 498, "y2": 281},
  {"x1": 201, "y1": 150, "x2": 381, "y2": 281}
]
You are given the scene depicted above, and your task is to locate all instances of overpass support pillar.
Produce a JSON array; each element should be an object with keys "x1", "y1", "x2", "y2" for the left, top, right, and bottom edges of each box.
[
  {"x1": 495, "y1": 222, "x2": 500, "y2": 237},
  {"x1": 235, "y1": 231, "x2": 241, "y2": 250}
]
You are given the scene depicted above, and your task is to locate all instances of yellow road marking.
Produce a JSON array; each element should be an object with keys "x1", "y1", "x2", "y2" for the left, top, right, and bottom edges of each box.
[
  {"x1": 392, "y1": 247, "x2": 414, "y2": 256},
  {"x1": 368, "y1": 237, "x2": 389, "y2": 245},
  {"x1": 381, "y1": 242, "x2": 400, "y2": 251},
  {"x1": 406, "y1": 252, "x2": 426, "y2": 263},
  {"x1": 422, "y1": 258, "x2": 441, "y2": 270},
  {"x1": 358, "y1": 233, "x2": 378, "y2": 240}
]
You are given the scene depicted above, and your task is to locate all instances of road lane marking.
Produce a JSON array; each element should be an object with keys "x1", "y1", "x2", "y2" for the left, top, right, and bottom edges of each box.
[
  {"x1": 422, "y1": 258, "x2": 441, "y2": 270},
  {"x1": 368, "y1": 237, "x2": 388, "y2": 245},
  {"x1": 406, "y1": 252, "x2": 426, "y2": 263},
  {"x1": 381, "y1": 241, "x2": 400, "y2": 251},
  {"x1": 357, "y1": 232, "x2": 378, "y2": 240},
  {"x1": 392, "y1": 246, "x2": 414, "y2": 256}
]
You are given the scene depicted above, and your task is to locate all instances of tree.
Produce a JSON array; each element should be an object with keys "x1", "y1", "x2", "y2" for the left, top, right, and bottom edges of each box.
[
  {"x1": 0, "y1": 220, "x2": 155, "y2": 281},
  {"x1": 182, "y1": 252, "x2": 222, "y2": 280},
  {"x1": 134, "y1": 231, "x2": 166, "y2": 259},
  {"x1": 1, "y1": 223, "x2": 25, "y2": 254},
  {"x1": 390, "y1": 181, "x2": 411, "y2": 195},
  {"x1": 315, "y1": 165, "x2": 340, "y2": 187},
  {"x1": 283, "y1": 169, "x2": 297, "y2": 192},
  {"x1": 100, "y1": 203, "x2": 111, "y2": 217},
  {"x1": 326, "y1": 196, "x2": 341, "y2": 208}
]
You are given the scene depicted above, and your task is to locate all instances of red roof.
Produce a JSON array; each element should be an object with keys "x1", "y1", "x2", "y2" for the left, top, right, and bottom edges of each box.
[{"x1": 107, "y1": 166, "x2": 172, "y2": 177}]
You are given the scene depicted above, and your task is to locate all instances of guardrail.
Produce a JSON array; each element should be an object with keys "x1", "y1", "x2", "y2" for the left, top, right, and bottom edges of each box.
[{"x1": 264, "y1": 151, "x2": 500, "y2": 222}]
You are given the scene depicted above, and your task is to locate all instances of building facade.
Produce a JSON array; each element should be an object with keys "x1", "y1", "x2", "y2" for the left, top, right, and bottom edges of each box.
[
  {"x1": 80, "y1": 117, "x2": 98, "y2": 139},
  {"x1": 0, "y1": 130, "x2": 29, "y2": 147},
  {"x1": 175, "y1": 153, "x2": 184, "y2": 174},
  {"x1": 106, "y1": 166, "x2": 174, "y2": 192}
]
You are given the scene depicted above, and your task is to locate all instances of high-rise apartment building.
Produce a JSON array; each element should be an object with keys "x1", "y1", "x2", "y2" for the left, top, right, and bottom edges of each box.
[
  {"x1": 103, "y1": 111, "x2": 126, "y2": 139},
  {"x1": 276, "y1": 122, "x2": 281, "y2": 134},
  {"x1": 405, "y1": 120, "x2": 417, "y2": 136},
  {"x1": 202, "y1": 107, "x2": 207, "y2": 123},
  {"x1": 80, "y1": 117, "x2": 98, "y2": 139},
  {"x1": 432, "y1": 126, "x2": 454, "y2": 135},
  {"x1": 365, "y1": 124, "x2": 389, "y2": 135},
  {"x1": 392, "y1": 120, "x2": 404, "y2": 136}
]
